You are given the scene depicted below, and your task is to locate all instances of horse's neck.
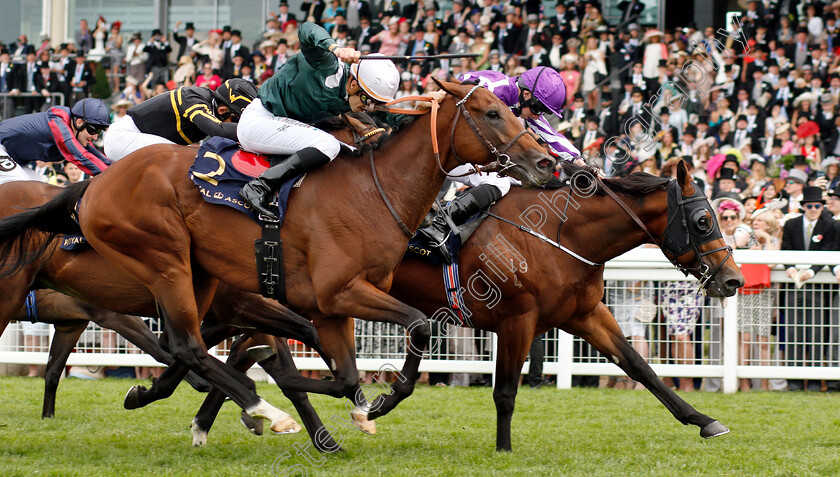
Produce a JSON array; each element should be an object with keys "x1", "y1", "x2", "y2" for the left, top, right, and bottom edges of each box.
[
  {"x1": 576, "y1": 189, "x2": 669, "y2": 265},
  {"x1": 371, "y1": 106, "x2": 455, "y2": 232}
]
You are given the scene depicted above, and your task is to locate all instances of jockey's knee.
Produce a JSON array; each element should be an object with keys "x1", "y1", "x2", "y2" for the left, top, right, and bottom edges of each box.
[{"x1": 313, "y1": 135, "x2": 340, "y2": 160}]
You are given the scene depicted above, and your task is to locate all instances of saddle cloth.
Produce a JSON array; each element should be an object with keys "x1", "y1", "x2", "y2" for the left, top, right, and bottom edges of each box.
[
  {"x1": 59, "y1": 234, "x2": 88, "y2": 251},
  {"x1": 189, "y1": 137, "x2": 302, "y2": 225}
]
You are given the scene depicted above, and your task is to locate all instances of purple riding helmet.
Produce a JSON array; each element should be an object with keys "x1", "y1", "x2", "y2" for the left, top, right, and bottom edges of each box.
[{"x1": 516, "y1": 66, "x2": 567, "y2": 118}]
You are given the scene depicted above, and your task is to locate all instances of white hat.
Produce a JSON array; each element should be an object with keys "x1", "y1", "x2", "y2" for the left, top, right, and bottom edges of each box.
[{"x1": 351, "y1": 55, "x2": 400, "y2": 103}]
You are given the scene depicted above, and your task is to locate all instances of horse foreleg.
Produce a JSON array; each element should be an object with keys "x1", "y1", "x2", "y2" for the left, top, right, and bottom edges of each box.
[
  {"x1": 124, "y1": 317, "x2": 241, "y2": 409},
  {"x1": 562, "y1": 303, "x2": 728, "y2": 438},
  {"x1": 42, "y1": 320, "x2": 88, "y2": 418},
  {"x1": 317, "y1": 279, "x2": 431, "y2": 422},
  {"x1": 261, "y1": 335, "x2": 342, "y2": 452},
  {"x1": 93, "y1": 311, "x2": 210, "y2": 393},
  {"x1": 190, "y1": 333, "x2": 259, "y2": 446},
  {"x1": 492, "y1": 316, "x2": 537, "y2": 452}
]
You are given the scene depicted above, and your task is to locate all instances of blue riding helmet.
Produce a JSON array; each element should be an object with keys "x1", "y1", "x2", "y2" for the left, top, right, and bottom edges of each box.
[{"x1": 71, "y1": 98, "x2": 111, "y2": 128}]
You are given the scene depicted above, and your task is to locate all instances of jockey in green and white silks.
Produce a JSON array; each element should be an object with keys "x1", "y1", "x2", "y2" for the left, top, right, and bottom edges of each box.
[{"x1": 237, "y1": 21, "x2": 401, "y2": 220}]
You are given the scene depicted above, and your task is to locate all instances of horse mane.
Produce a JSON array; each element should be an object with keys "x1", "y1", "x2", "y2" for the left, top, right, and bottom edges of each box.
[
  {"x1": 557, "y1": 162, "x2": 671, "y2": 197},
  {"x1": 312, "y1": 111, "x2": 378, "y2": 132}
]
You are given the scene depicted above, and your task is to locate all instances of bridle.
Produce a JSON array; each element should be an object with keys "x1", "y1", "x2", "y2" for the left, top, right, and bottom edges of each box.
[
  {"x1": 362, "y1": 86, "x2": 533, "y2": 238},
  {"x1": 376, "y1": 84, "x2": 530, "y2": 178},
  {"x1": 597, "y1": 176, "x2": 732, "y2": 292}
]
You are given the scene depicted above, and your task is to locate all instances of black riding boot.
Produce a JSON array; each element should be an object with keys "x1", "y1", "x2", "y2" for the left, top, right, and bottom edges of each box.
[
  {"x1": 239, "y1": 147, "x2": 330, "y2": 220},
  {"x1": 417, "y1": 184, "x2": 503, "y2": 264}
]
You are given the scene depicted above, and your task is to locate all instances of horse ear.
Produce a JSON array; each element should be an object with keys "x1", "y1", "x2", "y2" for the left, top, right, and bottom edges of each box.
[
  {"x1": 677, "y1": 159, "x2": 695, "y2": 196},
  {"x1": 431, "y1": 77, "x2": 458, "y2": 96}
]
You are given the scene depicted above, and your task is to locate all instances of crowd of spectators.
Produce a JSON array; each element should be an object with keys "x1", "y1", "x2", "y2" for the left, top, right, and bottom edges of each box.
[{"x1": 3, "y1": 0, "x2": 840, "y2": 390}]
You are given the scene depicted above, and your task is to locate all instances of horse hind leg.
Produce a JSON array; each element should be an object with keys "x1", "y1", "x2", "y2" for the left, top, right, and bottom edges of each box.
[
  {"x1": 562, "y1": 303, "x2": 728, "y2": 438},
  {"x1": 42, "y1": 320, "x2": 88, "y2": 418}
]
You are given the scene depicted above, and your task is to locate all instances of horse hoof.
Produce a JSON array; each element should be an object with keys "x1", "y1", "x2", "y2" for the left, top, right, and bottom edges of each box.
[
  {"x1": 700, "y1": 420, "x2": 729, "y2": 438},
  {"x1": 240, "y1": 411, "x2": 264, "y2": 436},
  {"x1": 190, "y1": 418, "x2": 208, "y2": 447},
  {"x1": 124, "y1": 385, "x2": 147, "y2": 410},
  {"x1": 270, "y1": 416, "x2": 302, "y2": 435},
  {"x1": 352, "y1": 407, "x2": 377, "y2": 435},
  {"x1": 246, "y1": 345, "x2": 276, "y2": 363}
]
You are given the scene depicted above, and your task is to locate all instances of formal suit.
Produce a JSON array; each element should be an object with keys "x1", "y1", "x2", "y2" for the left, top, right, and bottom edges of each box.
[
  {"x1": 222, "y1": 42, "x2": 250, "y2": 80},
  {"x1": 64, "y1": 60, "x2": 95, "y2": 105},
  {"x1": 781, "y1": 211, "x2": 840, "y2": 390},
  {"x1": 173, "y1": 31, "x2": 198, "y2": 60}
]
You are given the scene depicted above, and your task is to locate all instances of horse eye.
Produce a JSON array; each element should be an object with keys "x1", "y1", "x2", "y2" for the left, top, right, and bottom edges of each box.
[{"x1": 487, "y1": 110, "x2": 500, "y2": 119}]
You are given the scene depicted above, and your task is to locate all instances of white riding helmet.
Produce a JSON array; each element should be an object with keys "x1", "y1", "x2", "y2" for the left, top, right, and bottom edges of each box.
[{"x1": 350, "y1": 54, "x2": 400, "y2": 103}]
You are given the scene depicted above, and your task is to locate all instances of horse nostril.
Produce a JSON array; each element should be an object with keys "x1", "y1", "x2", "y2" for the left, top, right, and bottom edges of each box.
[
  {"x1": 537, "y1": 156, "x2": 555, "y2": 171},
  {"x1": 725, "y1": 278, "x2": 743, "y2": 291}
]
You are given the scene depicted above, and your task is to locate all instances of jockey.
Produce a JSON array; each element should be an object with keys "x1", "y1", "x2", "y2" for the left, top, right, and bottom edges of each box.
[
  {"x1": 417, "y1": 67, "x2": 580, "y2": 263},
  {"x1": 103, "y1": 78, "x2": 258, "y2": 160},
  {"x1": 237, "y1": 22, "x2": 403, "y2": 220},
  {"x1": 0, "y1": 98, "x2": 111, "y2": 186}
]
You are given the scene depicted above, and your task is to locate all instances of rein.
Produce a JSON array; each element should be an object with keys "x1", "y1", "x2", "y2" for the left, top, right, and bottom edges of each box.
[
  {"x1": 364, "y1": 89, "x2": 535, "y2": 237},
  {"x1": 486, "y1": 211, "x2": 602, "y2": 267}
]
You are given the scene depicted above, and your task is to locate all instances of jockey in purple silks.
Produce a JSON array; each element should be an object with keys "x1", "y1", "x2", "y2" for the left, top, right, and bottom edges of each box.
[{"x1": 417, "y1": 66, "x2": 581, "y2": 263}]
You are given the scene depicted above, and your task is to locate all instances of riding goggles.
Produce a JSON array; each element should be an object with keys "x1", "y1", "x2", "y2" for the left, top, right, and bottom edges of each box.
[{"x1": 83, "y1": 122, "x2": 104, "y2": 135}]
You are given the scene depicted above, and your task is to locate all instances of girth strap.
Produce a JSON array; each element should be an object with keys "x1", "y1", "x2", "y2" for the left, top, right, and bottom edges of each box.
[{"x1": 255, "y1": 220, "x2": 286, "y2": 302}]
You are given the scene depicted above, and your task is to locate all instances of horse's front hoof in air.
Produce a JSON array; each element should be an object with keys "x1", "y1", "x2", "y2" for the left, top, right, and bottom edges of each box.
[
  {"x1": 700, "y1": 420, "x2": 729, "y2": 438},
  {"x1": 352, "y1": 407, "x2": 377, "y2": 435},
  {"x1": 270, "y1": 416, "x2": 302, "y2": 434},
  {"x1": 124, "y1": 385, "x2": 147, "y2": 410}
]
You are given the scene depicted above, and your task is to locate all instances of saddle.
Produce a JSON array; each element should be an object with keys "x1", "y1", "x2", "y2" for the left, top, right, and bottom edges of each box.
[{"x1": 406, "y1": 204, "x2": 488, "y2": 266}]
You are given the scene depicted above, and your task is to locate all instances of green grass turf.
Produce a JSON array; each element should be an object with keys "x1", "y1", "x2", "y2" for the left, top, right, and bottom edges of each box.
[{"x1": 0, "y1": 377, "x2": 838, "y2": 476}]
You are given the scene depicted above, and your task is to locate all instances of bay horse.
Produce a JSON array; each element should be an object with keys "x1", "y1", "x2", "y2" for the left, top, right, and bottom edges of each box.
[
  {"x1": 0, "y1": 81, "x2": 555, "y2": 434},
  {"x1": 0, "y1": 180, "x2": 336, "y2": 448},
  {"x1": 188, "y1": 160, "x2": 743, "y2": 451}
]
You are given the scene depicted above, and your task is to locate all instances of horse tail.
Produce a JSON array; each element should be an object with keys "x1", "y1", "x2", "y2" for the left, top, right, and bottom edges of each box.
[{"x1": 0, "y1": 180, "x2": 90, "y2": 276}]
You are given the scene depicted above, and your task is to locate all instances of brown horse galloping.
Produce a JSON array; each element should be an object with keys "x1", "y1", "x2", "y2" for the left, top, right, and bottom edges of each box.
[
  {"x1": 0, "y1": 81, "x2": 555, "y2": 434},
  {"x1": 188, "y1": 160, "x2": 743, "y2": 451}
]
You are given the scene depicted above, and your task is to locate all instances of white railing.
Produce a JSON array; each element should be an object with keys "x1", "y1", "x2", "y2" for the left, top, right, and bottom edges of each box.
[{"x1": 2, "y1": 248, "x2": 840, "y2": 394}]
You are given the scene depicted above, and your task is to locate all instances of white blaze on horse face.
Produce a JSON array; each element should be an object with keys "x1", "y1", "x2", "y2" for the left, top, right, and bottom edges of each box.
[
  {"x1": 611, "y1": 355, "x2": 620, "y2": 365},
  {"x1": 719, "y1": 297, "x2": 727, "y2": 309}
]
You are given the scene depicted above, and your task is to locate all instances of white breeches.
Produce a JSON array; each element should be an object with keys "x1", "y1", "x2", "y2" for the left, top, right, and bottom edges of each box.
[
  {"x1": 103, "y1": 115, "x2": 176, "y2": 161},
  {"x1": 0, "y1": 145, "x2": 43, "y2": 186},
  {"x1": 236, "y1": 99, "x2": 341, "y2": 160},
  {"x1": 448, "y1": 164, "x2": 513, "y2": 196}
]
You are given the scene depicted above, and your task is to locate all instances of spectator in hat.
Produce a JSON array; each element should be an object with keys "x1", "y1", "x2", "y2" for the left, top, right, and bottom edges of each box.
[
  {"x1": 746, "y1": 154, "x2": 771, "y2": 197},
  {"x1": 222, "y1": 30, "x2": 250, "y2": 80},
  {"x1": 404, "y1": 26, "x2": 430, "y2": 57},
  {"x1": 192, "y1": 29, "x2": 223, "y2": 72},
  {"x1": 276, "y1": 1, "x2": 298, "y2": 26},
  {"x1": 732, "y1": 115, "x2": 752, "y2": 149},
  {"x1": 66, "y1": 52, "x2": 95, "y2": 105},
  {"x1": 823, "y1": 157, "x2": 840, "y2": 191},
  {"x1": 515, "y1": 13, "x2": 544, "y2": 57},
  {"x1": 125, "y1": 32, "x2": 147, "y2": 86},
  {"x1": 781, "y1": 168, "x2": 808, "y2": 216},
  {"x1": 250, "y1": 52, "x2": 268, "y2": 82},
  {"x1": 173, "y1": 55, "x2": 196, "y2": 87},
  {"x1": 221, "y1": 25, "x2": 233, "y2": 48},
  {"x1": 713, "y1": 167, "x2": 740, "y2": 199},
  {"x1": 619, "y1": 86, "x2": 646, "y2": 125},
  {"x1": 144, "y1": 28, "x2": 172, "y2": 85},
  {"x1": 173, "y1": 21, "x2": 197, "y2": 60},
  {"x1": 781, "y1": 186, "x2": 840, "y2": 392},
  {"x1": 826, "y1": 184, "x2": 840, "y2": 219}
]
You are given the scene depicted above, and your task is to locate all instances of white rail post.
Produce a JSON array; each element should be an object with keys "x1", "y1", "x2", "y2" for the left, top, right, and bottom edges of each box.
[
  {"x1": 722, "y1": 293, "x2": 739, "y2": 394},
  {"x1": 556, "y1": 331, "x2": 573, "y2": 389}
]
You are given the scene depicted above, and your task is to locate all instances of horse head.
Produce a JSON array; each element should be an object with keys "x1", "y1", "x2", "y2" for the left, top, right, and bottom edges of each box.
[
  {"x1": 432, "y1": 78, "x2": 556, "y2": 188},
  {"x1": 662, "y1": 160, "x2": 744, "y2": 298}
]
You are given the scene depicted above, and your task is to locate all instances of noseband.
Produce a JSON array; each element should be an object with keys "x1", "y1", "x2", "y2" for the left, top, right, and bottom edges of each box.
[
  {"x1": 598, "y1": 177, "x2": 732, "y2": 291},
  {"x1": 448, "y1": 84, "x2": 530, "y2": 177}
]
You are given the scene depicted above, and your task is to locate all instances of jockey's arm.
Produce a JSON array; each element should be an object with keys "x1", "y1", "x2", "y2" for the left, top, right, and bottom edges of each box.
[
  {"x1": 186, "y1": 102, "x2": 239, "y2": 141},
  {"x1": 526, "y1": 115, "x2": 581, "y2": 162},
  {"x1": 46, "y1": 108, "x2": 111, "y2": 175}
]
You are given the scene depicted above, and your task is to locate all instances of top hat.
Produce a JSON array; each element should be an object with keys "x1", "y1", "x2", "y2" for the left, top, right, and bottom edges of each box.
[
  {"x1": 185, "y1": 22, "x2": 195, "y2": 30},
  {"x1": 802, "y1": 186, "x2": 825, "y2": 204}
]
